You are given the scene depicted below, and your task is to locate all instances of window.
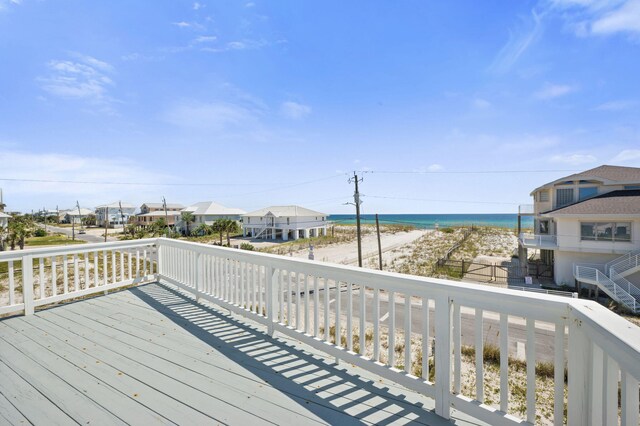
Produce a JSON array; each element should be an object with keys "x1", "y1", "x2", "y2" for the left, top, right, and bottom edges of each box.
[
  {"x1": 578, "y1": 187, "x2": 597, "y2": 201},
  {"x1": 624, "y1": 185, "x2": 640, "y2": 190},
  {"x1": 538, "y1": 220, "x2": 550, "y2": 235},
  {"x1": 538, "y1": 190, "x2": 549, "y2": 202},
  {"x1": 581, "y1": 222, "x2": 632, "y2": 242},
  {"x1": 556, "y1": 188, "x2": 573, "y2": 207}
]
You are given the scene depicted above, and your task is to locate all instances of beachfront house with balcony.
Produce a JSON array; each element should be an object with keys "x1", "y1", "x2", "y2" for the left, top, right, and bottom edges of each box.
[
  {"x1": 0, "y1": 211, "x2": 9, "y2": 229},
  {"x1": 519, "y1": 165, "x2": 640, "y2": 312},
  {"x1": 95, "y1": 202, "x2": 136, "y2": 227},
  {"x1": 242, "y1": 205, "x2": 328, "y2": 241},
  {"x1": 133, "y1": 202, "x2": 184, "y2": 229},
  {"x1": 176, "y1": 201, "x2": 245, "y2": 235}
]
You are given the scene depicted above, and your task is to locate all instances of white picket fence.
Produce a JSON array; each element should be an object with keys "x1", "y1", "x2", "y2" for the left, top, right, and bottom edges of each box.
[{"x1": 1, "y1": 237, "x2": 639, "y2": 425}]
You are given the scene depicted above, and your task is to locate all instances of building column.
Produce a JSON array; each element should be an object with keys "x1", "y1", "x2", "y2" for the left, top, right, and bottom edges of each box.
[
  {"x1": 282, "y1": 229, "x2": 288, "y2": 241},
  {"x1": 322, "y1": 226, "x2": 327, "y2": 236},
  {"x1": 293, "y1": 229, "x2": 299, "y2": 240},
  {"x1": 271, "y1": 229, "x2": 276, "y2": 240},
  {"x1": 243, "y1": 227, "x2": 246, "y2": 237},
  {"x1": 303, "y1": 228, "x2": 310, "y2": 239}
]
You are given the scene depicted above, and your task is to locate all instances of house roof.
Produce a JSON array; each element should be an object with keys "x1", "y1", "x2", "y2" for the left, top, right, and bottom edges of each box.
[
  {"x1": 141, "y1": 203, "x2": 184, "y2": 209},
  {"x1": 0, "y1": 212, "x2": 11, "y2": 218},
  {"x1": 66, "y1": 208, "x2": 94, "y2": 216},
  {"x1": 243, "y1": 205, "x2": 327, "y2": 218},
  {"x1": 95, "y1": 202, "x2": 135, "y2": 209},
  {"x1": 531, "y1": 165, "x2": 640, "y2": 195},
  {"x1": 181, "y1": 201, "x2": 246, "y2": 216},
  {"x1": 544, "y1": 190, "x2": 640, "y2": 216}
]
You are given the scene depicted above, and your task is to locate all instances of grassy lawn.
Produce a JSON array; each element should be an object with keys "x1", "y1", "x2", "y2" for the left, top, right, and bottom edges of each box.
[{"x1": 25, "y1": 234, "x2": 86, "y2": 247}]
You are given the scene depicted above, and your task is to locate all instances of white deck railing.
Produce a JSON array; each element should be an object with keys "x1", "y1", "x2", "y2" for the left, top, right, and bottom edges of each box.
[
  {"x1": 518, "y1": 232, "x2": 557, "y2": 248},
  {"x1": 2, "y1": 238, "x2": 639, "y2": 425}
]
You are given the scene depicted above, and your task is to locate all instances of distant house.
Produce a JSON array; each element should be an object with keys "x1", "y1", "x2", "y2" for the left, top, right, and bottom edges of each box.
[
  {"x1": 0, "y1": 212, "x2": 10, "y2": 230},
  {"x1": 64, "y1": 208, "x2": 95, "y2": 224},
  {"x1": 176, "y1": 201, "x2": 246, "y2": 234},
  {"x1": 519, "y1": 165, "x2": 640, "y2": 311},
  {"x1": 134, "y1": 203, "x2": 184, "y2": 229},
  {"x1": 242, "y1": 205, "x2": 328, "y2": 241},
  {"x1": 95, "y1": 202, "x2": 136, "y2": 227}
]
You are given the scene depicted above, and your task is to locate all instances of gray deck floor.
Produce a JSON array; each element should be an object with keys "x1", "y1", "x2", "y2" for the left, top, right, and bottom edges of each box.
[{"x1": 0, "y1": 283, "x2": 486, "y2": 425}]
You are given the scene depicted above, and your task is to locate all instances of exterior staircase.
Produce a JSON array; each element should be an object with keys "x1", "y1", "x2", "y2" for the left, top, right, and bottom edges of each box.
[{"x1": 574, "y1": 249, "x2": 640, "y2": 314}]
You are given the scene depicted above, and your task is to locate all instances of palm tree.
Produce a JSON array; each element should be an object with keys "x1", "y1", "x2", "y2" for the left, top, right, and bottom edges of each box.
[
  {"x1": 193, "y1": 223, "x2": 211, "y2": 237},
  {"x1": 8, "y1": 216, "x2": 32, "y2": 250},
  {"x1": 180, "y1": 212, "x2": 195, "y2": 236},
  {"x1": 223, "y1": 219, "x2": 240, "y2": 246},
  {"x1": 212, "y1": 219, "x2": 225, "y2": 245}
]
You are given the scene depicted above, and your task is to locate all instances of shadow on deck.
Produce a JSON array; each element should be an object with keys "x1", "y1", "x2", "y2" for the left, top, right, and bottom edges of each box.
[{"x1": 0, "y1": 283, "x2": 484, "y2": 425}]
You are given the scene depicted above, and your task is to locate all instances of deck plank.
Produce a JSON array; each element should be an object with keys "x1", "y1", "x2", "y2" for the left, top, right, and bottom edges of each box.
[
  {"x1": 46, "y1": 308, "x2": 349, "y2": 426},
  {"x1": 0, "y1": 322, "x2": 170, "y2": 425},
  {"x1": 0, "y1": 359, "x2": 75, "y2": 425},
  {"x1": 0, "y1": 382, "x2": 32, "y2": 425},
  {"x1": 81, "y1": 289, "x2": 444, "y2": 424},
  {"x1": 3, "y1": 320, "x2": 214, "y2": 425}
]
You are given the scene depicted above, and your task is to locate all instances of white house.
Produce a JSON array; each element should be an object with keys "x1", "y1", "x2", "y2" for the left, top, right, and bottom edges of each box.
[
  {"x1": 519, "y1": 165, "x2": 640, "y2": 311},
  {"x1": 95, "y1": 202, "x2": 136, "y2": 227},
  {"x1": 64, "y1": 208, "x2": 95, "y2": 224},
  {"x1": 0, "y1": 212, "x2": 10, "y2": 230},
  {"x1": 176, "y1": 201, "x2": 245, "y2": 234},
  {"x1": 242, "y1": 205, "x2": 328, "y2": 241}
]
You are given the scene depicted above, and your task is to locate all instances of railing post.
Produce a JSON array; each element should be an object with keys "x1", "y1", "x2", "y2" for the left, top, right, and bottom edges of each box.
[
  {"x1": 434, "y1": 294, "x2": 452, "y2": 419},
  {"x1": 266, "y1": 265, "x2": 277, "y2": 336},
  {"x1": 22, "y1": 255, "x2": 34, "y2": 316},
  {"x1": 567, "y1": 314, "x2": 591, "y2": 425},
  {"x1": 156, "y1": 241, "x2": 163, "y2": 280},
  {"x1": 195, "y1": 252, "x2": 203, "y2": 301}
]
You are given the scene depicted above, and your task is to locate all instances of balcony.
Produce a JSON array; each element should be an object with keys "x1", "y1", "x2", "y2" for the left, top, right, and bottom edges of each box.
[
  {"x1": 519, "y1": 232, "x2": 558, "y2": 249},
  {"x1": 1, "y1": 238, "x2": 639, "y2": 425},
  {"x1": 518, "y1": 204, "x2": 535, "y2": 215}
]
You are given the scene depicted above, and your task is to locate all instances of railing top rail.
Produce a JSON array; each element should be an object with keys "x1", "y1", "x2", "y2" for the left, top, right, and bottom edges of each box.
[
  {"x1": 0, "y1": 238, "x2": 158, "y2": 261},
  {"x1": 571, "y1": 301, "x2": 640, "y2": 379}
]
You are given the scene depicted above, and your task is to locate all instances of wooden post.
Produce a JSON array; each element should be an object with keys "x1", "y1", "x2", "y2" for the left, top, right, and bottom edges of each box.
[
  {"x1": 22, "y1": 255, "x2": 34, "y2": 315},
  {"x1": 104, "y1": 206, "x2": 108, "y2": 242},
  {"x1": 434, "y1": 295, "x2": 451, "y2": 419},
  {"x1": 375, "y1": 214, "x2": 383, "y2": 270}
]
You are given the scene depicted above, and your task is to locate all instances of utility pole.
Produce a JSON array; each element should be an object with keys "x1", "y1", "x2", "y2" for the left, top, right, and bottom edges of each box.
[
  {"x1": 162, "y1": 197, "x2": 170, "y2": 237},
  {"x1": 375, "y1": 213, "x2": 383, "y2": 270},
  {"x1": 56, "y1": 205, "x2": 60, "y2": 225},
  {"x1": 119, "y1": 201, "x2": 126, "y2": 236},
  {"x1": 104, "y1": 206, "x2": 109, "y2": 242},
  {"x1": 43, "y1": 206, "x2": 47, "y2": 232},
  {"x1": 347, "y1": 172, "x2": 364, "y2": 267}
]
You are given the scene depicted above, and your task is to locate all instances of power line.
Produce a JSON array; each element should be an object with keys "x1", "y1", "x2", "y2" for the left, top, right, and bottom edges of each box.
[{"x1": 362, "y1": 169, "x2": 580, "y2": 175}]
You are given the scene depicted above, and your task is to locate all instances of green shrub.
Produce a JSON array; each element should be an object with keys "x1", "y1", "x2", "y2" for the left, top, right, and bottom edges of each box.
[
  {"x1": 34, "y1": 229, "x2": 47, "y2": 237},
  {"x1": 240, "y1": 243, "x2": 255, "y2": 251}
]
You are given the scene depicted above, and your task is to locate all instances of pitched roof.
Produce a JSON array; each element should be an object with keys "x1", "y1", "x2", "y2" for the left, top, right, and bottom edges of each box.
[
  {"x1": 141, "y1": 203, "x2": 184, "y2": 209},
  {"x1": 66, "y1": 208, "x2": 94, "y2": 216},
  {"x1": 544, "y1": 190, "x2": 640, "y2": 216},
  {"x1": 532, "y1": 165, "x2": 640, "y2": 194},
  {"x1": 95, "y1": 202, "x2": 135, "y2": 209},
  {"x1": 181, "y1": 201, "x2": 246, "y2": 216},
  {"x1": 243, "y1": 205, "x2": 327, "y2": 218}
]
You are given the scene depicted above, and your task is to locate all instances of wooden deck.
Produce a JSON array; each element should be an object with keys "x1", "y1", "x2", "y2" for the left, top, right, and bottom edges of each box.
[{"x1": 0, "y1": 283, "x2": 486, "y2": 425}]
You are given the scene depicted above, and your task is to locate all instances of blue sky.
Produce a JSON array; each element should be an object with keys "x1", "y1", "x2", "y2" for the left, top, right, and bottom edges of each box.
[{"x1": 1, "y1": 0, "x2": 639, "y2": 214}]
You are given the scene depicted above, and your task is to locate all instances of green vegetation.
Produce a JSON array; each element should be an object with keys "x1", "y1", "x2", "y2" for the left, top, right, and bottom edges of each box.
[
  {"x1": 25, "y1": 234, "x2": 85, "y2": 247},
  {"x1": 240, "y1": 243, "x2": 255, "y2": 251}
]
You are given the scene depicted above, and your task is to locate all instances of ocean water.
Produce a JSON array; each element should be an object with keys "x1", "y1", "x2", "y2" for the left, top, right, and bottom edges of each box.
[{"x1": 328, "y1": 214, "x2": 533, "y2": 230}]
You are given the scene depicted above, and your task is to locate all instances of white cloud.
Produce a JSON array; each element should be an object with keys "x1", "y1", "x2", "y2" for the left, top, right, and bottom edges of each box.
[
  {"x1": 38, "y1": 55, "x2": 116, "y2": 108},
  {"x1": 534, "y1": 83, "x2": 576, "y2": 99},
  {"x1": 550, "y1": 153, "x2": 597, "y2": 164},
  {"x1": 280, "y1": 101, "x2": 311, "y2": 119},
  {"x1": 428, "y1": 164, "x2": 444, "y2": 172},
  {"x1": 245, "y1": 2, "x2": 256, "y2": 8},
  {"x1": 594, "y1": 100, "x2": 637, "y2": 110},
  {"x1": 489, "y1": 9, "x2": 544, "y2": 73},
  {"x1": 0, "y1": 150, "x2": 175, "y2": 210},
  {"x1": 164, "y1": 100, "x2": 256, "y2": 129},
  {"x1": 193, "y1": 35, "x2": 217, "y2": 43},
  {"x1": 550, "y1": 0, "x2": 640, "y2": 37},
  {"x1": 472, "y1": 98, "x2": 491, "y2": 109},
  {"x1": 193, "y1": 2, "x2": 203, "y2": 10},
  {"x1": 611, "y1": 149, "x2": 640, "y2": 163}
]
